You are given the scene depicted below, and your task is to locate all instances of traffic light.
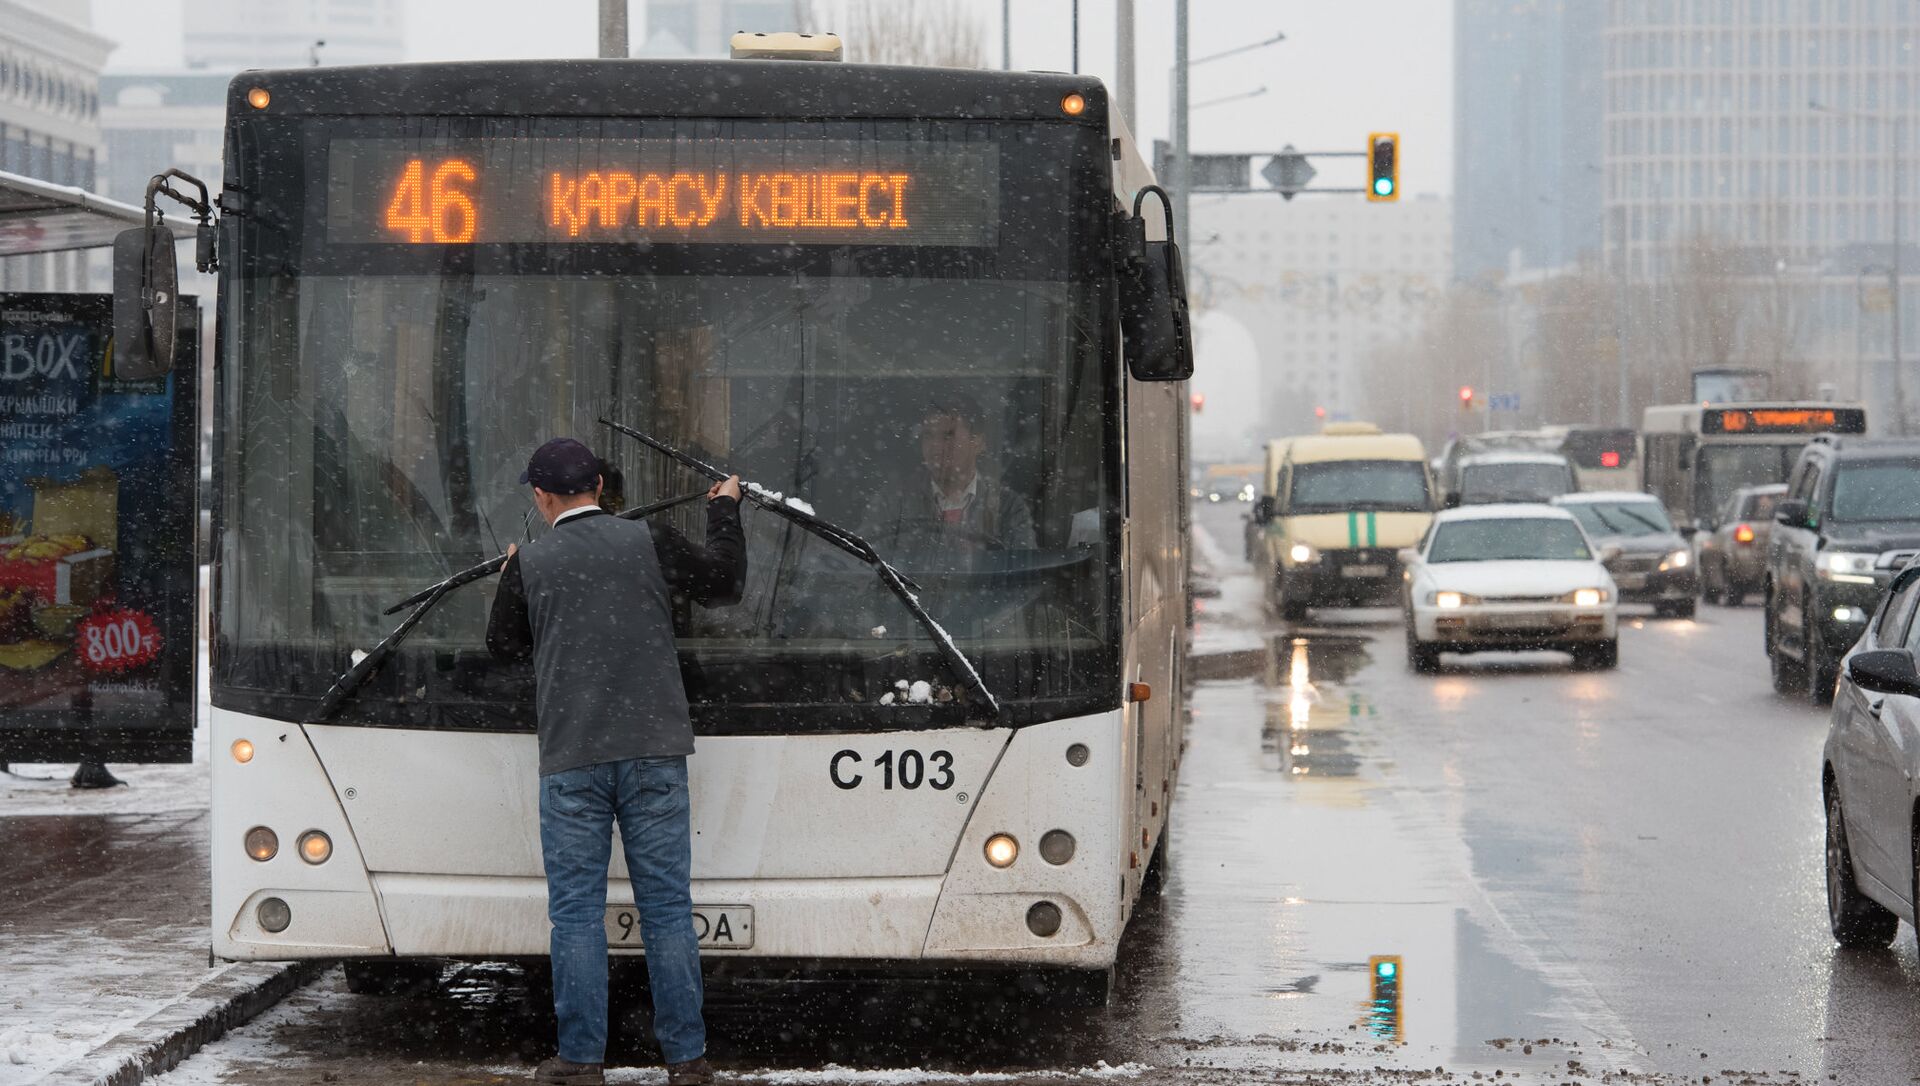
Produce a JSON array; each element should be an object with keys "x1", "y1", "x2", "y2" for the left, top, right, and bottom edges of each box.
[
  {"x1": 1458, "y1": 385, "x2": 1474, "y2": 409},
  {"x1": 1367, "y1": 132, "x2": 1399, "y2": 202},
  {"x1": 1368, "y1": 955, "x2": 1403, "y2": 1039}
]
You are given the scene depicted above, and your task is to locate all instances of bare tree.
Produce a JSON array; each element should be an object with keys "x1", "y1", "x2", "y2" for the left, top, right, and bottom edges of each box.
[{"x1": 792, "y1": 0, "x2": 987, "y2": 68}]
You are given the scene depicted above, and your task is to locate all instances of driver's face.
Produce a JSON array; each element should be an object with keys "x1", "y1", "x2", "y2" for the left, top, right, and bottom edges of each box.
[{"x1": 920, "y1": 412, "x2": 984, "y2": 487}]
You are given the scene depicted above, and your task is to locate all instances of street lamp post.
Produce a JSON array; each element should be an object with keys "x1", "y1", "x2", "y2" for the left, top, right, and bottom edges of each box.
[{"x1": 1169, "y1": 29, "x2": 1285, "y2": 244}]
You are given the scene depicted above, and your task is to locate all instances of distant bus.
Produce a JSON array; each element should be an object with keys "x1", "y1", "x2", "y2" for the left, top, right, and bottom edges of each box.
[{"x1": 1641, "y1": 403, "x2": 1868, "y2": 530}]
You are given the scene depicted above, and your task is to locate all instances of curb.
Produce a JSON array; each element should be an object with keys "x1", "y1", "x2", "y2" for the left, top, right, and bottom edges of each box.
[{"x1": 42, "y1": 958, "x2": 325, "y2": 1086}]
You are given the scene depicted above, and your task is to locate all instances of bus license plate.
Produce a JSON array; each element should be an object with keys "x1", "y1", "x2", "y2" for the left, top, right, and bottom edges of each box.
[
  {"x1": 606, "y1": 905, "x2": 753, "y2": 950},
  {"x1": 1341, "y1": 564, "x2": 1387, "y2": 578}
]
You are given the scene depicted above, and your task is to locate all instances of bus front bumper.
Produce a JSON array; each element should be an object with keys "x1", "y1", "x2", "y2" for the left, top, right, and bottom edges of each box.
[{"x1": 210, "y1": 707, "x2": 1146, "y2": 972}]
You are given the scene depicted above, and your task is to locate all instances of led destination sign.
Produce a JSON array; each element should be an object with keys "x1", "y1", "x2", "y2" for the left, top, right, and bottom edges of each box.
[
  {"x1": 1701, "y1": 407, "x2": 1867, "y2": 434},
  {"x1": 325, "y1": 138, "x2": 999, "y2": 247}
]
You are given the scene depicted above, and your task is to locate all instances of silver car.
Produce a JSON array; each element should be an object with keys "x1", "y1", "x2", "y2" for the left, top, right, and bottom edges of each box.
[
  {"x1": 1697, "y1": 483, "x2": 1785, "y2": 606},
  {"x1": 1823, "y1": 565, "x2": 1920, "y2": 948}
]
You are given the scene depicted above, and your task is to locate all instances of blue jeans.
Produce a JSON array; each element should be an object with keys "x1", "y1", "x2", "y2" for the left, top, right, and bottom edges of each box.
[{"x1": 539, "y1": 757, "x2": 706, "y2": 1066}]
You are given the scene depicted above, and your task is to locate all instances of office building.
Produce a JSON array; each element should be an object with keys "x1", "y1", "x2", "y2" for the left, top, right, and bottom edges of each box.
[
  {"x1": 1453, "y1": 0, "x2": 1605, "y2": 282},
  {"x1": 0, "y1": 0, "x2": 111, "y2": 291},
  {"x1": 1185, "y1": 195, "x2": 1452, "y2": 445}
]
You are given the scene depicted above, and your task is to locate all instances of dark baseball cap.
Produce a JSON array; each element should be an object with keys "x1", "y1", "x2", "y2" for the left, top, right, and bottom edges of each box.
[{"x1": 519, "y1": 438, "x2": 601, "y2": 494}]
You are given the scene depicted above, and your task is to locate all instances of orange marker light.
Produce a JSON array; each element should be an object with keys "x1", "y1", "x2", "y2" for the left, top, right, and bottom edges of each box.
[
  {"x1": 1061, "y1": 93, "x2": 1087, "y2": 116},
  {"x1": 1128, "y1": 682, "x2": 1152, "y2": 703},
  {"x1": 231, "y1": 739, "x2": 254, "y2": 764},
  {"x1": 246, "y1": 87, "x2": 270, "y2": 109}
]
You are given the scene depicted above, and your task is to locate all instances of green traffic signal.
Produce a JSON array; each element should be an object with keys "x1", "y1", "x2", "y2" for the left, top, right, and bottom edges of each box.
[{"x1": 1367, "y1": 132, "x2": 1399, "y2": 203}]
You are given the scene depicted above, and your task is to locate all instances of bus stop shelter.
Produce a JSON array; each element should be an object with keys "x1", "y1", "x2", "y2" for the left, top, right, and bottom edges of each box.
[{"x1": 0, "y1": 168, "x2": 144, "y2": 257}]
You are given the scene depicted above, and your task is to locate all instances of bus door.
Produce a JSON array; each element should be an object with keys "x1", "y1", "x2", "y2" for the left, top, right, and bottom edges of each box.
[{"x1": 0, "y1": 293, "x2": 199, "y2": 763}]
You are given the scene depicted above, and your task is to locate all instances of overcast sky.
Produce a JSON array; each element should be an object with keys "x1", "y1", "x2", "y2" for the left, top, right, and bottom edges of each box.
[{"x1": 86, "y1": 0, "x2": 1453, "y2": 196}]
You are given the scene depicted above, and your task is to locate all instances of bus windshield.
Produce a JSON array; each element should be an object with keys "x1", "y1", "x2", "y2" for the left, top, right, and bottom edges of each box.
[
  {"x1": 1830, "y1": 461, "x2": 1920, "y2": 523},
  {"x1": 215, "y1": 118, "x2": 1116, "y2": 732},
  {"x1": 1287, "y1": 460, "x2": 1429, "y2": 514},
  {"x1": 1694, "y1": 445, "x2": 1797, "y2": 521}
]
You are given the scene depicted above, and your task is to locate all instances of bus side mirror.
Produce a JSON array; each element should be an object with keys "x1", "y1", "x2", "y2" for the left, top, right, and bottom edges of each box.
[
  {"x1": 1774, "y1": 498, "x2": 1809, "y2": 527},
  {"x1": 1116, "y1": 185, "x2": 1194, "y2": 383},
  {"x1": 1443, "y1": 492, "x2": 1461, "y2": 510},
  {"x1": 1254, "y1": 496, "x2": 1275, "y2": 523},
  {"x1": 112, "y1": 223, "x2": 179, "y2": 379}
]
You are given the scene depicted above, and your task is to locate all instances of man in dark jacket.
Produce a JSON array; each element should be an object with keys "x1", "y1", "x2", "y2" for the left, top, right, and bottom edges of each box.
[
  {"x1": 858, "y1": 393, "x2": 1036, "y2": 552},
  {"x1": 487, "y1": 437, "x2": 745, "y2": 1086}
]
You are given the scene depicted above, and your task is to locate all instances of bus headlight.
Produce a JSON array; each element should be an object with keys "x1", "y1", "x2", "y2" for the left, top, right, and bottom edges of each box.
[
  {"x1": 256, "y1": 897, "x2": 291, "y2": 933},
  {"x1": 1659, "y1": 549, "x2": 1690, "y2": 571},
  {"x1": 244, "y1": 826, "x2": 278, "y2": 862},
  {"x1": 1026, "y1": 901, "x2": 1063, "y2": 937},
  {"x1": 1289, "y1": 543, "x2": 1315, "y2": 564},
  {"x1": 984, "y1": 834, "x2": 1019, "y2": 868},
  {"x1": 297, "y1": 830, "x2": 333, "y2": 865},
  {"x1": 1039, "y1": 830, "x2": 1077, "y2": 865}
]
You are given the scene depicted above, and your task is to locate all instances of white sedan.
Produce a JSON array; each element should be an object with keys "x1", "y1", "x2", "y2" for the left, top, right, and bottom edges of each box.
[{"x1": 1401, "y1": 504, "x2": 1620, "y2": 672}]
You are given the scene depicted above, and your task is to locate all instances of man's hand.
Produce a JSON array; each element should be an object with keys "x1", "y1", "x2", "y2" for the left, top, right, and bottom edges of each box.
[
  {"x1": 709, "y1": 475, "x2": 743, "y2": 502},
  {"x1": 506, "y1": 543, "x2": 518, "y2": 561}
]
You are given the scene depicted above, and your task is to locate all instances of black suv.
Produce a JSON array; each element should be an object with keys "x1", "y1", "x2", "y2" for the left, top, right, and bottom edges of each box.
[{"x1": 1766, "y1": 436, "x2": 1920, "y2": 704}]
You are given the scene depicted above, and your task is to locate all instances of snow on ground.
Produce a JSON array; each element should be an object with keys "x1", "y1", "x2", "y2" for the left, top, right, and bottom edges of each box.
[{"x1": 0, "y1": 755, "x2": 208, "y2": 817}]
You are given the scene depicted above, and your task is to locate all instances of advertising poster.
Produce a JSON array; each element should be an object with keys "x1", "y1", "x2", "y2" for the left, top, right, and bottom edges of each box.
[{"x1": 0, "y1": 293, "x2": 197, "y2": 763}]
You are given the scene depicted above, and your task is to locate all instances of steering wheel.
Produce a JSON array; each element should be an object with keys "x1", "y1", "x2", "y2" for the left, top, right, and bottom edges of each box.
[{"x1": 884, "y1": 518, "x2": 1009, "y2": 552}]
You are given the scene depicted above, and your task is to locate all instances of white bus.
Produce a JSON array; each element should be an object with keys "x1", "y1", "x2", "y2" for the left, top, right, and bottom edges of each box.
[
  {"x1": 1641, "y1": 403, "x2": 1868, "y2": 530},
  {"x1": 111, "y1": 45, "x2": 1193, "y2": 1006}
]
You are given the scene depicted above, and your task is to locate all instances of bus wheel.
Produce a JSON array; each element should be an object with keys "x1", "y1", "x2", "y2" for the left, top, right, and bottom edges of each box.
[
  {"x1": 1276, "y1": 578, "x2": 1309, "y2": 623},
  {"x1": 342, "y1": 958, "x2": 439, "y2": 995}
]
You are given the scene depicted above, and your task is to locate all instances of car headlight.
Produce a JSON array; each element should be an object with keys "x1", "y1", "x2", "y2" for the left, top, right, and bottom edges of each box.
[
  {"x1": 1429, "y1": 590, "x2": 1467, "y2": 609},
  {"x1": 1289, "y1": 542, "x2": 1315, "y2": 564},
  {"x1": 1571, "y1": 587, "x2": 1607, "y2": 607},
  {"x1": 1658, "y1": 549, "x2": 1690, "y2": 571},
  {"x1": 1819, "y1": 551, "x2": 1878, "y2": 582}
]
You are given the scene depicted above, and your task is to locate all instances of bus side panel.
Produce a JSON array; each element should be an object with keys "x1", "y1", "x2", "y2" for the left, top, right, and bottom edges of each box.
[{"x1": 1123, "y1": 378, "x2": 1183, "y2": 913}]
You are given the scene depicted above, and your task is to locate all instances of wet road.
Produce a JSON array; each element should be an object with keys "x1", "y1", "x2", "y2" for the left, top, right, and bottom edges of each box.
[{"x1": 151, "y1": 502, "x2": 1920, "y2": 1084}]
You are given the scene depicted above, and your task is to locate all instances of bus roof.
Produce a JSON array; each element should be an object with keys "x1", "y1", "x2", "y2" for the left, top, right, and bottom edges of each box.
[
  {"x1": 1286, "y1": 432, "x2": 1426, "y2": 465},
  {"x1": 225, "y1": 60, "x2": 1109, "y2": 124}
]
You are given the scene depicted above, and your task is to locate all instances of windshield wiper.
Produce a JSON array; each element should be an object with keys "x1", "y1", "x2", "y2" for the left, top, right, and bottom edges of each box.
[
  {"x1": 598, "y1": 417, "x2": 1002, "y2": 723},
  {"x1": 307, "y1": 488, "x2": 710, "y2": 725},
  {"x1": 1617, "y1": 507, "x2": 1668, "y2": 534}
]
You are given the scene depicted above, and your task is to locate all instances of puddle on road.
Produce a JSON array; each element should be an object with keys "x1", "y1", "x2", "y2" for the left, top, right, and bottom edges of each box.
[{"x1": 1250, "y1": 635, "x2": 1374, "y2": 780}]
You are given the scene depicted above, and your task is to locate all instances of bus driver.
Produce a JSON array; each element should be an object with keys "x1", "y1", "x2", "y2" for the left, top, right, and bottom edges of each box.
[{"x1": 859, "y1": 393, "x2": 1036, "y2": 552}]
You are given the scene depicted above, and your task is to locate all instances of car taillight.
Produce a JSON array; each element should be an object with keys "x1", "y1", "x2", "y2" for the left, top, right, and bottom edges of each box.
[
  {"x1": 1599, "y1": 450, "x2": 1621, "y2": 468},
  {"x1": 1735, "y1": 523, "x2": 1755, "y2": 544}
]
